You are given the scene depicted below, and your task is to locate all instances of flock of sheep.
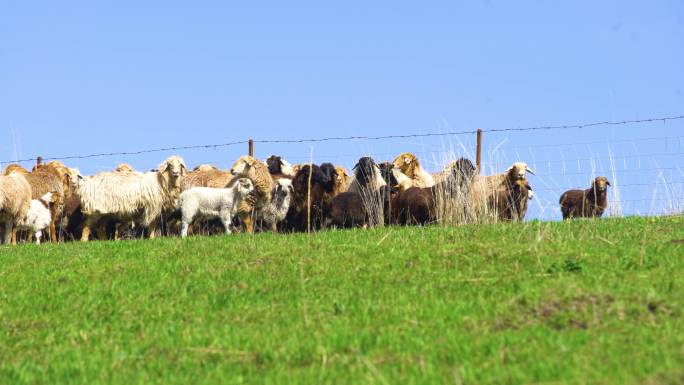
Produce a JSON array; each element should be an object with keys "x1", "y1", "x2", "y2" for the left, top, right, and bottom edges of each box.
[{"x1": 0, "y1": 152, "x2": 611, "y2": 245}]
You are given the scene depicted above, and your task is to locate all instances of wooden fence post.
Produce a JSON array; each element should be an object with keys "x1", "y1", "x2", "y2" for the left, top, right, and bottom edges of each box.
[
  {"x1": 248, "y1": 139, "x2": 254, "y2": 157},
  {"x1": 476, "y1": 129, "x2": 483, "y2": 174},
  {"x1": 36, "y1": 156, "x2": 43, "y2": 169}
]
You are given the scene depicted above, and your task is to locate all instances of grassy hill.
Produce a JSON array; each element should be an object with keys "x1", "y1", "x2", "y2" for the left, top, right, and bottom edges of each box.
[{"x1": 1, "y1": 216, "x2": 683, "y2": 384}]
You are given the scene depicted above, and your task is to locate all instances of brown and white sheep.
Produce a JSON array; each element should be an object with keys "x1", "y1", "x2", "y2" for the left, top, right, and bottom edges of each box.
[
  {"x1": 560, "y1": 176, "x2": 611, "y2": 219},
  {"x1": 265, "y1": 155, "x2": 296, "y2": 180},
  {"x1": 229, "y1": 155, "x2": 274, "y2": 234},
  {"x1": 3, "y1": 164, "x2": 65, "y2": 242},
  {"x1": 469, "y1": 161, "x2": 534, "y2": 221},
  {"x1": 488, "y1": 178, "x2": 533, "y2": 222},
  {"x1": 393, "y1": 152, "x2": 435, "y2": 188},
  {"x1": 0, "y1": 173, "x2": 32, "y2": 245},
  {"x1": 78, "y1": 155, "x2": 187, "y2": 241}
]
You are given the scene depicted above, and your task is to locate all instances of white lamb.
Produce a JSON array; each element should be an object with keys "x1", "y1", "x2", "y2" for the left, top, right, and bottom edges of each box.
[
  {"x1": 179, "y1": 178, "x2": 254, "y2": 238},
  {"x1": 17, "y1": 192, "x2": 60, "y2": 244}
]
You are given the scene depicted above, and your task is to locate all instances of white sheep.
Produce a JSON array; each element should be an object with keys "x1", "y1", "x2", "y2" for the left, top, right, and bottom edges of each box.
[
  {"x1": 0, "y1": 172, "x2": 32, "y2": 245},
  {"x1": 179, "y1": 178, "x2": 254, "y2": 237},
  {"x1": 16, "y1": 192, "x2": 61, "y2": 244},
  {"x1": 259, "y1": 178, "x2": 294, "y2": 232},
  {"x1": 78, "y1": 155, "x2": 187, "y2": 241}
]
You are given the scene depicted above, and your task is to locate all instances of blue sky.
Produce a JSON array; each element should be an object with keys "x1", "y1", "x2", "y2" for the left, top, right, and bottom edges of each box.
[{"x1": 1, "y1": 1, "x2": 683, "y2": 219}]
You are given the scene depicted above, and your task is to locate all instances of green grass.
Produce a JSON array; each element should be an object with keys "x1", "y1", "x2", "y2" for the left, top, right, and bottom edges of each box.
[{"x1": 1, "y1": 216, "x2": 683, "y2": 384}]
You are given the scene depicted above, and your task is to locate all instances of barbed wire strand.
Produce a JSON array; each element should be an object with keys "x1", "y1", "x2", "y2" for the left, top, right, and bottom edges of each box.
[{"x1": 2, "y1": 114, "x2": 682, "y2": 164}]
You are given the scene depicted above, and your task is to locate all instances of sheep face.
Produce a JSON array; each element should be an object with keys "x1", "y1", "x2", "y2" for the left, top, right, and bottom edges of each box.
[
  {"x1": 352, "y1": 157, "x2": 384, "y2": 189},
  {"x1": 236, "y1": 178, "x2": 255, "y2": 196},
  {"x1": 266, "y1": 155, "x2": 296, "y2": 177},
  {"x1": 378, "y1": 162, "x2": 399, "y2": 187},
  {"x1": 393, "y1": 152, "x2": 420, "y2": 176},
  {"x1": 507, "y1": 162, "x2": 535, "y2": 181},
  {"x1": 229, "y1": 156, "x2": 256, "y2": 176},
  {"x1": 273, "y1": 178, "x2": 294, "y2": 200},
  {"x1": 159, "y1": 156, "x2": 187, "y2": 187},
  {"x1": 593, "y1": 177, "x2": 610, "y2": 192}
]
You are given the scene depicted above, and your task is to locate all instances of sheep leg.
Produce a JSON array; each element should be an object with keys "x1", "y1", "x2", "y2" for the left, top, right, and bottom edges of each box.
[
  {"x1": 242, "y1": 214, "x2": 254, "y2": 234},
  {"x1": 3, "y1": 221, "x2": 13, "y2": 245},
  {"x1": 147, "y1": 223, "x2": 157, "y2": 239},
  {"x1": 222, "y1": 219, "x2": 233, "y2": 235},
  {"x1": 180, "y1": 221, "x2": 189, "y2": 238},
  {"x1": 35, "y1": 230, "x2": 42, "y2": 245},
  {"x1": 81, "y1": 216, "x2": 94, "y2": 242},
  {"x1": 49, "y1": 218, "x2": 58, "y2": 243},
  {"x1": 271, "y1": 221, "x2": 277, "y2": 234}
]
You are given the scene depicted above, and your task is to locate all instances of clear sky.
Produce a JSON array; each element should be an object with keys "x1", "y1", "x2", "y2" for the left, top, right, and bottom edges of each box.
[{"x1": 1, "y1": 1, "x2": 683, "y2": 219}]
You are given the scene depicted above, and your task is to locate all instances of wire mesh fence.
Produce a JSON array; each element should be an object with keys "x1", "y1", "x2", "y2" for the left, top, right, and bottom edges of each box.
[{"x1": 2, "y1": 115, "x2": 683, "y2": 221}]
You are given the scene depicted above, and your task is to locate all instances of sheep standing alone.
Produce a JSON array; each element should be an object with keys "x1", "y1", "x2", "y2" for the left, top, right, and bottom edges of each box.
[
  {"x1": 560, "y1": 176, "x2": 611, "y2": 219},
  {"x1": 0, "y1": 173, "x2": 31, "y2": 245},
  {"x1": 229, "y1": 156, "x2": 274, "y2": 234},
  {"x1": 78, "y1": 155, "x2": 187, "y2": 241},
  {"x1": 16, "y1": 192, "x2": 62, "y2": 244},
  {"x1": 179, "y1": 178, "x2": 254, "y2": 237},
  {"x1": 393, "y1": 152, "x2": 435, "y2": 188}
]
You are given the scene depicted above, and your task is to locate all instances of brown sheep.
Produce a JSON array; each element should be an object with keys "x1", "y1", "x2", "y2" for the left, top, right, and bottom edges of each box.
[
  {"x1": 560, "y1": 177, "x2": 611, "y2": 219},
  {"x1": 394, "y1": 158, "x2": 476, "y2": 225},
  {"x1": 181, "y1": 167, "x2": 233, "y2": 190},
  {"x1": 284, "y1": 164, "x2": 332, "y2": 231},
  {"x1": 229, "y1": 156, "x2": 274, "y2": 234},
  {"x1": 3, "y1": 164, "x2": 64, "y2": 242},
  {"x1": 488, "y1": 178, "x2": 533, "y2": 222},
  {"x1": 334, "y1": 166, "x2": 349, "y2": 195}
]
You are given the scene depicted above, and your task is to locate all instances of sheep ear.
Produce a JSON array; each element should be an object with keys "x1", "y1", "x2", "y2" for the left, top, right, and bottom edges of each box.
[{"x1": 525, "y1": 166, "x2": 535, "y2": 175}]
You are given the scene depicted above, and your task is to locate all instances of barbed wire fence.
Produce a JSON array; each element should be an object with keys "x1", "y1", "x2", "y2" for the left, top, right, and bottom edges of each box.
[{"x1": 2, "y1": 115, "x2": 683, "y2": 221}]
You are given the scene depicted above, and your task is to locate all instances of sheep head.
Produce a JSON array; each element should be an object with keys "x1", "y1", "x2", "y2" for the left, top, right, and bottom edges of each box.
[
  {"x1": 159, "y1": 155, "x2": 187, "y2": 188},
  {"x1": 506, "y1": 162, "x2": 535, "y2": 182},
  {"x1": 3, "y1": 164, "x2": 29, "y2": 176},
  {"x1": 393, "y1": 152, "x2": 420, "y2": 177},
  {"x1": 352, "y1": 157, "x2": 385, "y2": 190},
  {"x1": 193, "y1": 164, "x2": 218, "y2": 172},
  {"x1": 273, "y1": 178, "x2": 294, "y2": 200},
  {"x1": 445, "y1": 158, "x2": 476, "y2": 183},
  {"x1": 235, "y1": 177, "x2": 255, "y2": 196},
  {"x1": 265, "y1": 155, "x2": 296, "y2": 177},
  {"x1": 319, "y1": 163, "x2": 338, "y2": 192},
  {"x1": 115, "y1": 163, "x2": 134, "y2": 173},
  {"x1": 230, "y1": 155, "x2": 259, "y2": 176},
  {"x1": 592, "y1": 176, "x2": 610, "y2": 192}
]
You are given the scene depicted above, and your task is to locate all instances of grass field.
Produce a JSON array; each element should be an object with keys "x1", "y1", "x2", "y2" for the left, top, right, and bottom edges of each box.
[{"x1": 1, "y1": 216, "x2": 683, "y2": 384}]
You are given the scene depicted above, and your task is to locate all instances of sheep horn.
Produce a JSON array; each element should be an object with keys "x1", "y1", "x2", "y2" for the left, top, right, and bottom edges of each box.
[{"x1": 525, "y1": 166, "x2": 535, "y2": 175}]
